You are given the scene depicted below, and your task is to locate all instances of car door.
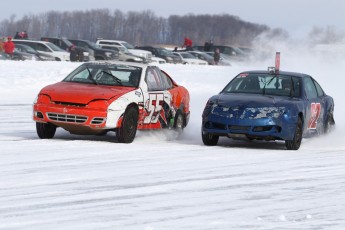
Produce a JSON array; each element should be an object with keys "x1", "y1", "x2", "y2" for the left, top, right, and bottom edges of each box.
[
  {"x1": 303, "y1": 76, "x2": 324, "y2": 133},
  {"x1": 141, "y1": 66, "x2": 172, "y2": 129},
  {"x1": 35, "y1": 43, "x2": 52, "y2": 56}
]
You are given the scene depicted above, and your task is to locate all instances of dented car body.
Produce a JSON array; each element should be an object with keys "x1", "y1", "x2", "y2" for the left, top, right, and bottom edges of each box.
[
  {"x1": 201, "y1": 70, "x2": 335, "y2": 150},
  {"x1": 33, "y1": 61, "x2": 190, "y2": 143}
]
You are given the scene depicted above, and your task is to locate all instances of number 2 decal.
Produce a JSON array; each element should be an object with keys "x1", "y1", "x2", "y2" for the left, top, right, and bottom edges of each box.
[{"x1": 308, "y1": 103, "x2": 321, "y2": 129}]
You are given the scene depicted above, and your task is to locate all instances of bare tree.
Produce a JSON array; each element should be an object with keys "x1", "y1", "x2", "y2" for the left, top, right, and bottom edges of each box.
[{"x1": 0, "y1": 10, "x2": 279, "y2": 47}]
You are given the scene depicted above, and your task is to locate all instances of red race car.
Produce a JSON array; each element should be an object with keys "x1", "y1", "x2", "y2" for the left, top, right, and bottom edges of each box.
[{"x1": 33, "y1": 61, "x2": 190, "y2": 143}]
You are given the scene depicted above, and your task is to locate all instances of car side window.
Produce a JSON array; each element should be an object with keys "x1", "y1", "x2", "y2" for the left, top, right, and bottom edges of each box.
[
  {"x1": 313, "y1": 79, "x2": 325, "y2": 97},
  {"x1": 145, "y1": 67, "x2": 163, "y2": 91},
  {"x1": 304, "y1": 76, "x2": 318, "y2": 99},
  {"x1": 78, "y1": 42, "x2": 88, "y2": 49},
  {"x1": 291, "y1": 77, "x2": 301, "y2": 98},
  {"x1": 158, "y1": 69, "x2": 174, "y2": 89},
  {"x1": 37, "y1": 43, "x2": 50, "y2": 52},
  {"x1": 20, "y1": 42, "x2": 36, "y2": 50}
]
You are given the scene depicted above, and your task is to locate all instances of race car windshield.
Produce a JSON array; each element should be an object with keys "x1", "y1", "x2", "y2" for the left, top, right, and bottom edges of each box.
[
  {"x1": 63, "y1": 63, "x2": 142, "y2": 87},
  {"x1": 222, "y1": 73, "x2": 301, "y2": 97}
]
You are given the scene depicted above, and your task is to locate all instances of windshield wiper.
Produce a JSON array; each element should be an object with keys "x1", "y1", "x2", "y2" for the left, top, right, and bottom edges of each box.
[
  {"x1": 100, "y1": 71, "x2": 123, "y2": 85},
  {"x1": 86, "y1": 67, "x2": 98, "y2": 85},
  {"x1": 263, "y1": 75, "x2": 277, "y2": 95}
]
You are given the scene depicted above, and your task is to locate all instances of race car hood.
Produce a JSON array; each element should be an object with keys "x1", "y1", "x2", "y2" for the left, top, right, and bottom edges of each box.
[
  {"x1": 40, "y1": 82, "x2": 134, "y2": 104},
  {"x1": 215, "y1": 93, "x2": 290, "y2": 107}
]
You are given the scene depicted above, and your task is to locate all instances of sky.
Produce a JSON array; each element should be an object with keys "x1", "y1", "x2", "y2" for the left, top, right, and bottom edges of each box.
[
  {"x1": 2, "y1": 0, "x2": 345, "y2": 38},
  {"x1": 1, "y1": 44, "x2": 345, "y2": 228}
]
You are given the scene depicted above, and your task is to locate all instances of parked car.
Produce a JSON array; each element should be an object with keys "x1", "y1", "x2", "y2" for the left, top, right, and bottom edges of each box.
[
  {"x1": 205, "y1": 52, "x2": 232, "y2": 66},
  {"x1": 96, "y1": 39, "x2": 152, "y2": 62},
  {"x1": 41, "y1": 37, "x2": 94, "y2": 62},
  {"x1": 187, "y1": 51, "x2": 215, "y2": 65},
  {"x1": 13, "y1": 39, "x2": 70, "y2": 61},
  {"x1": 172, "y1": 52, "x2": 208, "y2": 65},
  {"x1": 136, "y1": 46, "x2": 182, "y2": 64},
  {"x1": 193, "y1": 45, "x2": 247, "y2": 61},
  {"x1": 12, "y1": 49, "x2": 40, "y2": 61},
  {"x1": 68, "y1": 39, "x2": 118, "y2": 60},
  {"x1": 97, "y1": 45, "x2": 146, "y2": 63},
  {"x1": 150, "y1": 56, "x2": 167, "y2": 64},
  {"x1": 14, "y1": 44, "x2": 56, "y2": 61},
  {"x1": 0, "y1": 52, "x2": 11, "y2": 60},
  {"x1": 201, "y1": 55, "x2": 335, "y2": 150},
  {"x1": 33, "y1": 61, "x2": 190, "y2": 143}
]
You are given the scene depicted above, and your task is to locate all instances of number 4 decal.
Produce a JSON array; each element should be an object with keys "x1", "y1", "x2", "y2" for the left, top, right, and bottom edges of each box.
[{"x1": 308, "y1": 103, "x2": 321, "y2": 129}]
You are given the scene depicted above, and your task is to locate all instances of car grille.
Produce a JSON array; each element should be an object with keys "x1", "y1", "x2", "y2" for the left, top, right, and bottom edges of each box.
[
  {"x1": 91, "y1": 117, "x2": 106, "y2": 125},
  {"x1": 228, "y1": 125, "x2": 251, "y2": 131},
  {"x1": 53, "y1": 101, "x2": 86, "y2": 107},
  {"x1": 47, "y1": 113, "x2": 87, "y2": 123}
]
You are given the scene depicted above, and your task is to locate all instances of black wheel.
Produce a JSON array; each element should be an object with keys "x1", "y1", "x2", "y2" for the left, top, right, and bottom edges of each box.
[
  {"x1": 173, "y1": 112, "x2": 184, "y2": 133},
  {"x1": 202, "y1": 131, "x2": 219, "y2": 146},
  {"x1": 324, "y1": 113, "x2": 335, "y2": 134},
  {"x1": 36, "y1": 122, "x2": 56, "y2": 139},
  {"x1": 285, "y1": 117, "x2": 303, "y2": 150},
  {"x1": 117, "y1": 106, "x2": 138, "y2": 143}
]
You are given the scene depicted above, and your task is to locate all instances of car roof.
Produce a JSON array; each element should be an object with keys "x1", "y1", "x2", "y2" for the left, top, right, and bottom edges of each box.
[
  {"x1": 13, "y1": 39, "x2": 51, "y2": 45},
  {"x1": 241, "y1": 70, "x2": 309, "y2": 78},
  {"x1": 69, "y1": 39, "x2": 88, "y2": 42},
  {"x1": 84, "y1": 60, "x2": 157, "y2": 68},
  {"x1": 97, "y1": 39, "x2": 126, "y2": 43}
]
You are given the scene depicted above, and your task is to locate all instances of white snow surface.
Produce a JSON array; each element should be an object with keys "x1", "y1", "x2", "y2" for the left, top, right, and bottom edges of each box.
[{"x1": 1, "y1": 48, "x2": 345, "y2": 229}]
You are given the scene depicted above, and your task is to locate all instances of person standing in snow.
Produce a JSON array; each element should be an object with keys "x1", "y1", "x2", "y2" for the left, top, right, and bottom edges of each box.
[
  {"x1": 204, "y1": 39, "x2": 213, "y2": 52},
  {"x1": 213, "y1": 48, "x2": 221, "y2": 65},
  {"x1": 3, "y1": 36, "x2": 15, "y2": 58}
]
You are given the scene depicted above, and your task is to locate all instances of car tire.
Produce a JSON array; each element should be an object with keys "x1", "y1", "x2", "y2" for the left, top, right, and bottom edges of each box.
[
  {"x1": 36, "y1": 122, "x2": 56, "y2": 139},
  {"x1": 324, "y1": 113, "x2": 335, "y2": 134},
  {"x1": 173, "y1": 111, "x2": 184, "y2": 134},
  {"x1": 117, "y1": 106, "x2": 138, "y2": 143},
  {"x1": 202, "y1": 132, "x2": 219, "y2": 146},
  {"x1": 285, "y1": 117, "x2": 303, "y2": 150}
]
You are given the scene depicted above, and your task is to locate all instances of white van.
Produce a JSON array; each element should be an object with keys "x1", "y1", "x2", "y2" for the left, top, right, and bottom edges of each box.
[
  {"x1": 13, "y1": 39, "x2": 70, "y2": 61},
  {"x1": 96, "y1": 39, "x2": 152, "y2": 62}
]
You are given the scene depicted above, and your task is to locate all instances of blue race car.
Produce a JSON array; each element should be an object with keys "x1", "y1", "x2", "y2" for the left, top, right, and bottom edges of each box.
[{"x1": 201, "y1": 64, "x2": 335, "y2": 150}]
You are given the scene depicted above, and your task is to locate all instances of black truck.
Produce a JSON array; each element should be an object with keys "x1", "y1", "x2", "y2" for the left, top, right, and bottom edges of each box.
[{"x1": 68, "y1": 39, "x2": 119, "y2": 60}]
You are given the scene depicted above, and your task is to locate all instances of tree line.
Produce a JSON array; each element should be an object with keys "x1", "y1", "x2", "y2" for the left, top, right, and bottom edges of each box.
[{"x1": 0, "y1": 9, "x2": 286, "y2": 47}]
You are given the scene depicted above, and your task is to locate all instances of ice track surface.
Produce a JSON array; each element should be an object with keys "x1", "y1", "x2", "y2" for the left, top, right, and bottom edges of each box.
[{"x1": 1, "y1": 55, "x2": 345, "y2": 229}]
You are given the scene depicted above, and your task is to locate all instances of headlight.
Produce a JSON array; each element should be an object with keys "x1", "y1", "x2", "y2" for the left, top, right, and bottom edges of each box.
[
  {"x1": 105, "y1": 52, "x2": 112, "y2": 57},
  {"x1": 36, "y1": 94, "x2": 51, "y2": 104},
  {"x1": 40, "y1": 55, "x2": 54, "y2": 61},
  {"x1": 87, "y1": 100, "x2": 109, "y2": 109},
  {"x1": 23, "y1": 54, "x2": 38, "y2": 60},
  {"x1": 202, "y1": 100, "x2": 216, "y2": 117},
  {"x1": 134, "y1": 57, "x2": 143, "y2": 62}
]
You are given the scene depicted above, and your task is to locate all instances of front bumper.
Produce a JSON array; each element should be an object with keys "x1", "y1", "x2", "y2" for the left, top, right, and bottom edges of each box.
[
  {"x1": 33, "y1": 102, "x2": 111, "y2": 132},
  {"x1": 202, "y1": 113, "x2": 297, "y2": 141}
]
